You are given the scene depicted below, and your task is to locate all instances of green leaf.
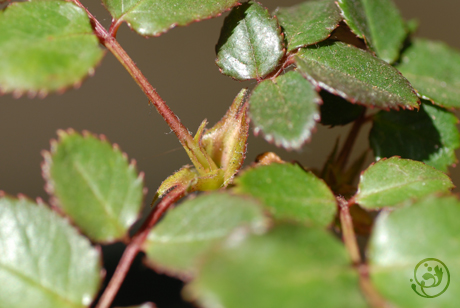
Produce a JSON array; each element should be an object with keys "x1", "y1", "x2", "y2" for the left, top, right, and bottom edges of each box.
[
  {"x1": 396, "y1": 38, "x2": 460, "y2": 109},
  {"x1": 248, "y1": 71, "x2": 321, "y2": 149},
  {"x1": 216, "y1": 1, "x2": 285, "y2": 80},
  {"x1": 406, "y1": 18, "x2": 419, "y2": 35},
  {"x1": 234, "y1": 163, "x2": 337, "y2": 226},
  {"x1": 102, "y1": 0, "x2": 240, "y2": 36},
  {"x1": 295, "y1": 41, "x2": 419, "y2": 110},
  {"x1": 43, "y1": 130, "x2": 144, "y2": 243},
  {"x1": 368, "y1": 195, "x2": 460, "y2": 306},
  {"x1": 143, "y1": 192, "x2": 268, "y2": 278},
  {"x1": 0, "y1": 194, "x2": 102, "y2": 308},
  {"x1": 319, "y1": 90, "x2": 365, "y2": 126},
  {"x1": 184, "y1": 224, "x2": 367, "y2": 308},
  {"x1": 353, "y1": 157, "x2": 453, "y2": 209},
  {"x1": 0, "y1": 1, "x2": 104, "y2": 95},
  {"x1": 337, "y1": 0, "x2": 406, "y2": 63},
  {"x1": 370, "y1": 102, "x2": 460, "y2": 172},
  {"x1": 275, "y1": 0, "x2": 342, "y2": 52}
]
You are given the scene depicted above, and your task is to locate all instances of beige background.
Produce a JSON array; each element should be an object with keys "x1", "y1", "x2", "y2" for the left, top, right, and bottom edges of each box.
[{"x1": 1, "y1": 0, "x2": 459, "y2": 203}]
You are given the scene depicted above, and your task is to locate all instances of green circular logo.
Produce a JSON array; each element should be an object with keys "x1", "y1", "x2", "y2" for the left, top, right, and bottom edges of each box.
[{"x1": 410, "y1": 258, "x2": 450, "y2": 298}]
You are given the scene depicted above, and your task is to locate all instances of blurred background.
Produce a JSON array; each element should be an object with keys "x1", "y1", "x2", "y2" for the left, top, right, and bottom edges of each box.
[{"x1": 1, "y1": 0, "x2": 459, "y2": 307}]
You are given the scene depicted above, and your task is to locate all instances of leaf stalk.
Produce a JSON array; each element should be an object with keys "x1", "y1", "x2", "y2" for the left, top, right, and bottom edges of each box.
[
  {"x1": 69, "y1": 0, "x2": 214, "y2": 172},
  {"x1": 95, "y1": 187, "x2": 187, "y2": 308}
]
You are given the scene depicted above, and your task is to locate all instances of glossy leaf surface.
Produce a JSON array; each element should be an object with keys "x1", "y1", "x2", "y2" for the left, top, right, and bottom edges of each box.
[
  {"x1": 319, "y1": 90, "x2": 365, "y2": 126},
  {"x1": 185, "y1": 224, "x2": 367, "y2": 308},
  {"x1": 44, "y1": 130, "x2": 144, "y2": 243},
  {"x1": 354, "y1": 157, "x2": 453, "y2": 209},
  {"x1": 235, "y1": 163, "x2": 336, "y2": 226},
  {"x1": 370, "y1": 102, "x2": 460, "y2": 172},
  {"x1": 397, "y1": 39, "x2": 460, "y2": 108},
  {"x1": 0, "y1": 195, "x2": 101, "y2": 308},
  {"x1": 216, "y1": 1, "x2": 284, "y2": 80},
  {"x1": 0, "y1": 1, "x2": 103, "y2": 94},
  {"x1": 295, "y1": 41, "x2": 419, "y2": 110},
  {"x1": 144, "y1": 193, "x2": 268, "y2": 278},
  {"x1": 369, "y1": 195, "x2": 460, "y2": 307},
  {"x1": 337, "y1": 0, "x2": 406, "y2": 63},
  {"x1": 275, "y1": 0, "x2": 342, "y2": 52},
  {"x1": 249, "y1": 71, "x2": 321, "y2": 149},
  {"x1": 102, "y1": 0, "x2": 240, "y2": 36}
]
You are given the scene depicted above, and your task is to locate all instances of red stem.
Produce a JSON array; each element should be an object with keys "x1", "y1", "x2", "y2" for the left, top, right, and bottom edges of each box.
[
  {"x1": 69, "y1": 0, "x2": 195, "y2": 148},
  {"x1": 336, "y1": 109, "x2": 366, "y2": 171},
  {"x1": 358, "y1": 265, "x2": 390, "y2": 308},
  {"x1": 108, "y1": 19, "x2": 123, "y2": 37},
  {"x1": 337, "y1": 196, "x2": 361, "y2": 265},
  {"x1": 338, "y1": 197, "x2": 388, "y2": 308},
  {"x1": 95, "y1": 187, "x2": 187, "y2": 308}
]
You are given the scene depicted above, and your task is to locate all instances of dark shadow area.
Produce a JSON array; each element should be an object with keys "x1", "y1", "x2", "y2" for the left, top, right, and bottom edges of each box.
[
  {"x1": 369, "y1": 101, "x2": 442, "y2": 162},
  {"x1": 320, "y1": 90, "x2": 366, "y2": 127},
  {"x1": 96, "y1": 243, "x2": 194, "y2": 308},
  {"x1": 215, "y1": 2, "x2": 252, "y2": 54}
]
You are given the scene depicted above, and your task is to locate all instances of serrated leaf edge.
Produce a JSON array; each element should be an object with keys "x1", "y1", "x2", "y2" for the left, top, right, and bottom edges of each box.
[
  {"x1": 0, "y1": 191, "x2": 105, "y2": 306},
  {"x1": 0, "y1": 2, "x2": 106, "y2": 98},
  {"x1": 141, "y1": 191, "x2": 272, "y2": 281},
  {"x1": 108, "y1": 2, "x2": 242, "y2": 37},
  {"x1": 41, "y1": 128, "x2": 147, "y2": 244},
  {"x1": 351, "y1": 156, "x2": 455, "y2": 209}
]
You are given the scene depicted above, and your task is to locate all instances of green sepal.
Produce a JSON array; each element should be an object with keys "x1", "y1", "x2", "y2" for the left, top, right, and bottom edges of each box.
[
  {"x1": 156, "y1": 165, "x2": 199, "y2": 199},
  {"x1": 156, "y1": 89, "x2": 249, "y2": 198},
  {"x1": 202, "y1": 89, "x2": 250, "y2": 185}
]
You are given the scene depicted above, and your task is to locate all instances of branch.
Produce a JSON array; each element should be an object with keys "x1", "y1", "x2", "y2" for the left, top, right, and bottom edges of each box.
[
  {"x1": 96, "y1": 187, "x2": 187, "y2": 308},
  {"x1": 337, "y1": 196, "x2": 361, "y2": 265},
  {"x1": 358, "y1": 265, "x2": 391, "y2": 308},
  {"x1": 69, "y1": 0, "x2": 215, "y2": 171},
  {"x1": 338, "y1": 197, "x2": 389, "y2": 308},
  {"x1": 336, "y1": 109, "x2": 366, "y2": 171}
]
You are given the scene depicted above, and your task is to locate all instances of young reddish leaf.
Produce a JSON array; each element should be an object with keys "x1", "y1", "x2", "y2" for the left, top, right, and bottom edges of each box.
[
  {"x1": 248, "y1": 71, "x2": 321, "y2": 149},
  {"x1": 396, "y1": 39, "x2": 460, "y2": 109},
  {"x1": 295, "y1": 41, "x2": 419, "y2": 110},
  {"x1": 43, "y1": 130, "x2": 144, "y2": 243},
  {"x1": 370, "y1": 102, "x2": 460, "y2": 172},
  {"x1": 185, "y1": 224, "x2": 367, "y2": 308},
  {"x1": 102, "y1": 0, "x2": 240, "y2": 36},
  {"x1": 143, "y1": 192, "x2": 268, "y2": 278},
  {"x1": 275, "y1": 0, "x2": 342, "y2": 52},
  {"x1": 234, "y1": 163, "x2": 337, "y2": 227},
  {"x1": 0, "y1": 194, "x2": 102, "y2": 308},
  {"x1": 0, "y1": 1, "x2": 104, "y2": 95},
  {"x1": 337, "y1": 0, "x2": 407, "y2": 63},
  {"x1": 353, "y1": 157, "x2": 453, "y2": 209},
  {"x1": 369, "y1": 195, "x2": 460, "y2": 306},
  {"x1": 216, "y1": 1, "x2": 285, "y2": 80}
]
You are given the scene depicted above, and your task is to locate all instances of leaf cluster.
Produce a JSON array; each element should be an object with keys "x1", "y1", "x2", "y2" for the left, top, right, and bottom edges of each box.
[{"x1": 1, "y1": 0, "x2": 460, "y2": 308}]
